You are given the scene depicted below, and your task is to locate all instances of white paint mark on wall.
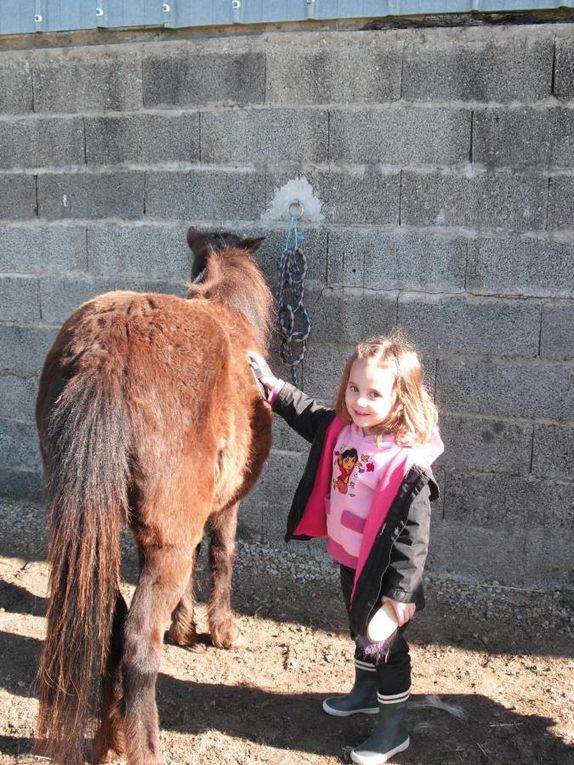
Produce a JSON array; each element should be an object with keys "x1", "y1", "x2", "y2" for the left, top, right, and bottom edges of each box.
[{"x1": 262, "y1": 176, "x2": 324, "y2": 223}]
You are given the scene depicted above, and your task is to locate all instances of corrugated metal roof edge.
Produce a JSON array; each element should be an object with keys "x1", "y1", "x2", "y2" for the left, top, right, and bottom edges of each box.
[{"x1": 0, "y1": 0, "x2": 574, "y2": 36}]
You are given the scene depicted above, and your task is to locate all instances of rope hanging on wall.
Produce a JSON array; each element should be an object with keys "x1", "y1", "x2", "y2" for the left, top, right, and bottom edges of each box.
[{"x1": 277, "y1": 200, "x2": 311, "y2": 388}]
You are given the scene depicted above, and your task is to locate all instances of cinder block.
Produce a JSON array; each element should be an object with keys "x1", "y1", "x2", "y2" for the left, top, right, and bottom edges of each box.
[
  {"x1": 244, "y1": 451, "x2": 308, "y2": 541},
  {"x1": 547, "y1": 176, "x2": 574, "y2": 230},
  {"x1": 0, "y1": 117, "x2": 84, "y2": 170},
  {"x1": 473, "y1": 108, "x2": 574, "y2": 169},
  {"x1": 38, "y1": 172, "x2": 144, "y2": 220},
  {"x1": 526, "y1": 479, "x2": 574, "y2": 530},
  {"x1": 302, "y1": 341, "x2": 355, "y2": 402},
  {"x1": 87, "y1": 223, "x2": 191, "y2": 279},
  {"x1": 271, "y1": 417, "x2": 311, "y2": 454},
  {"x1": 145, "y1": 170, "x2": 266, "y2": 221},
  {"x1": 0, "y1": 374, "x2": 38, "y2": 420},
  {"x1": 401, "y1": 171, "x2": 547, "y2": 231},
  {"x1": 540, "y1": 303, "x2": 574, "y2": 361},
  {"x1": 334, "y1": 230, "x2": 467, "y2": 292},
  {"x1": 533, "y1": 424, "x2": 574, "y2": 480},
  {"x1": 554, "y1": 38, "x2": 574, "y2": 99},
  {"x1": 0, "y1": 225, "x2": 87, "y2": 274},
  {"x1": 85, "y1": 113, "x2": 200, "y2": 165},
  {"x1": 0, "y1": 61, "x2": 32, "y2": 113},
  {"x1": 246, "y1": 450, "x2": 307, "y2": 511},
  {"x1": 436, "y1": 357, "x2": 573, "y2": 420},
  {"x1": 39, "y1": 274, "x2": 145, "y2": 324},
  {"x1": 143, "y1": 279, "x2": 188, "y2": 298},
  {"x1": 329, "y1": 108, "x2": 470, "y2": 165},
  {"x1": 266, "y1": 35, "x2": 402, "y2": 104},
  {"x1": 398, "y1": 293, "x2": 540, "y2": 357},
  {"x1": 0, "y1": 275, "x2": 40, "y2": 322},
  {"x1": 311, "y1": 169, "x2": 399, "y2": 226},
  {"x1": 0, "y1": 324, "x2": 58, "y2": 375},
  {"x1": 440, "y1": 471, "x2": 572, "y2": 584},
  {"x1": 434, "y1": 509, "x2": 542, "y2": 584},
  {"x1": 0, "y1": 418, "x2": 41, "y2": 470},
  {"x1": 444, "y1": 470, "x2": 532, "y2": 527},
  {"x1": 428, "y1": 518, "x2": 527, "y2": 585},
  {"x1": 467, "y1": 237, "x2": 573, "y2": 298},
  {"x1": 524, "y1": 475, "x2": 574, "y2": 584},
  {"x1": 265, "y1": 166, "x2": 397, "y2": 230},
  {"x1": 202, "y1": 109, "x2": 328, "y2": 164},
  {"x1": 327, "y1": 233, "x2": 368, "y2": 288},
  {"x1": 310, "y1": 288, "x2": 398, "y2": 345},
  {"x1": 143, "y1": 50, "x2": 265, "y2": 107},
  {"x1": 403, "y1": 36, "x2": 553, "y2": 102},
  {"x1": 525, "y1": 525, "x2": 574, "y2": 586},
  {"x1": 0, "y1": 175, "x2": 37, "y2": 220},
  {"x1": 436, "y1": 414, "x2": 533, "y2": 476},
  {"x1": 32, "y1": 50, "x2": 142, "y2": 112}
]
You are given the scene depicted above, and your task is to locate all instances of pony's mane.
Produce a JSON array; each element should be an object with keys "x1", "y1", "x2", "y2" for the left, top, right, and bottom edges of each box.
[{"x1": 186, "y1": 248, "x2": 273, "y2": 348}]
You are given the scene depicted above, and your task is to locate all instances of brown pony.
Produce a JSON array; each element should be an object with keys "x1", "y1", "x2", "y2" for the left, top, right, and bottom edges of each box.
[{"x1": 35, "y1": 228, "x2": 273, "y2": 765}]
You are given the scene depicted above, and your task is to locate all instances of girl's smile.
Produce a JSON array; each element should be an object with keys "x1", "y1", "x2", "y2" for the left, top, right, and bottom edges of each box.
[{"x1": 345, "y1": 358, "x2": 397, "y2": 434}]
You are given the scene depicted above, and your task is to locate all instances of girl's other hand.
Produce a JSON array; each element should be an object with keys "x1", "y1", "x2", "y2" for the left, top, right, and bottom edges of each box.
[
  {"x1": 382, "y1": 596, "x2": 416, "y2": 627},
  {"x1": 247, "y1": 351, "x2": 278, "y2": 393}
]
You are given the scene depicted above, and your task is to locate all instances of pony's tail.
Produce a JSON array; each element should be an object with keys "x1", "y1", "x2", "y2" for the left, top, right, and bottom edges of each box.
[{"x1": 36, "y1": 372, "x2": 130, "y2": 764}]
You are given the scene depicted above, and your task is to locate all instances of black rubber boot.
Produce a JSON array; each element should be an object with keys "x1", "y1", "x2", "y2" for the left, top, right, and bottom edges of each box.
[
  {"x1": 350, "y1": 698, "x2": 410, "y2": 764},
  {"x1": 322, "y1": 660, "x2": 378, "y2": 717}
]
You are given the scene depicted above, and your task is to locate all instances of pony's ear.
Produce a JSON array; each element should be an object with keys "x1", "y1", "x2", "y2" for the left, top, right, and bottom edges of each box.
[
  {"x1": 186, "y1": 227, "x2": 201, "y2": 250},
  {"x1": 241, "y1": 236, "x2": 265, "y2": 253}
]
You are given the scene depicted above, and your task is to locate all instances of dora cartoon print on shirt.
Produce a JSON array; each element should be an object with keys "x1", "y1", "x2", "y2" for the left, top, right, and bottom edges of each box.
[{"x1": 333, "y1": 447, "x2": 375, "y2": 496}]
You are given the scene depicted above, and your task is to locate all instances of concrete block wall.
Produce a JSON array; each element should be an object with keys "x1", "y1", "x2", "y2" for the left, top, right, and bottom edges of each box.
[{"x1": 0, "y1": 23, "x2": 572, "y2": 587}]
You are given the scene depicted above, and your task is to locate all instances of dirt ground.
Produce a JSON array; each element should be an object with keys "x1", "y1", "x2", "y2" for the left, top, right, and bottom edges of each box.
[{"x1": 0, "y1": 500, "x2": 573, "y2": 765}]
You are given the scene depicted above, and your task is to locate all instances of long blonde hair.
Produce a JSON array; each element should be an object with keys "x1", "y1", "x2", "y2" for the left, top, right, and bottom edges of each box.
[{"x1": 335, "y1": 332, "x2": 438, "y2": 446}]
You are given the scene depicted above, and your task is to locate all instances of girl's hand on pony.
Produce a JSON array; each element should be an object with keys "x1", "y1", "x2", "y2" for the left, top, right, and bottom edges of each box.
[
  {"x1": 247, "y1": 351, "x2": 278, "y2": 394},
  {"x1": 382, "y1": 596, "x2": 416, "y2": 627}
]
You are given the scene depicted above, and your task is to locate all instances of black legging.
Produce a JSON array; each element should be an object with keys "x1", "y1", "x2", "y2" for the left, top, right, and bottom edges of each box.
[{"x1": 340, "y1": 564, "x2": 411, "y2": 697}]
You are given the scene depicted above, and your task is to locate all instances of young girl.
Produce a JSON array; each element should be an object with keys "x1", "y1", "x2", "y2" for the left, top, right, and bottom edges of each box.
[{"x1": 249, "y1": 334, "x2": 443, "y2": 765}]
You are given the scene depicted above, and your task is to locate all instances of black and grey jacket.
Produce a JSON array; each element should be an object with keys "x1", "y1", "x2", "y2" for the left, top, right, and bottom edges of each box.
[{"x1": 272, "y1": 382, "x2": 441, "y2": 636}]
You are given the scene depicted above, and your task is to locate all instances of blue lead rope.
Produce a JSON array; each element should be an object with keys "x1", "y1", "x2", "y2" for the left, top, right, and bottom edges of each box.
[{"x1": 277, "y1": 215, "x2": 311, "y2": 387}]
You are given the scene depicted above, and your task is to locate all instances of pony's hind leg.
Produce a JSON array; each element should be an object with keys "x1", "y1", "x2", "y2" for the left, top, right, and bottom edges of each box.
[
  {"x1": 166, "y1": 542, "x2": 201, "y2": 646},
  {"x1": 120, "y1": 544, "x2": 195, "y2": 765},
  {"x1": 91, "y1": 593, "x2": 128, "y2": 764},
  {"x1": 207, "y1": 503, "x2": 240, "y2": 649}
]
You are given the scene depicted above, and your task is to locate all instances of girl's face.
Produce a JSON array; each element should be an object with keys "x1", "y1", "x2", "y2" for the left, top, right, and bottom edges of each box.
[{"x1": 345, "y1": 358, "x2": 397, "y2": 434}]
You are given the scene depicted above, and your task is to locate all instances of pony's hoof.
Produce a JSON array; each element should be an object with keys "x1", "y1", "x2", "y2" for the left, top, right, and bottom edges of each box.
[
  {"x1": 166, "y1": 622, "x2": 198, "y2": 647},
  {"x1": 210, "y1": 619, "x2": 240, "y2": 649}
]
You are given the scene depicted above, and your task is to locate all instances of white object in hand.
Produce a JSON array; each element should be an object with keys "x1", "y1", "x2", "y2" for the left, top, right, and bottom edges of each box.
[{"x1": 367, "y1": 601, "x2": 398, "y2": 642}]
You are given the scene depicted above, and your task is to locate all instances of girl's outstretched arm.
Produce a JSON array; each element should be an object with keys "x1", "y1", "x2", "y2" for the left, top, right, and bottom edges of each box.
[{"x1": 247, "y1": 352, "x2": 334, "y2": 443}]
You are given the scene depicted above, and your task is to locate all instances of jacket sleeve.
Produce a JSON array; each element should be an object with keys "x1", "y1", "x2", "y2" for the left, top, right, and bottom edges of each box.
[
  {"x1": 272, "y1": 382, "x2": 334, "y2": 444},
  {"x1": 380, "y1": 483, "x2": 432, "y2": 604}
]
